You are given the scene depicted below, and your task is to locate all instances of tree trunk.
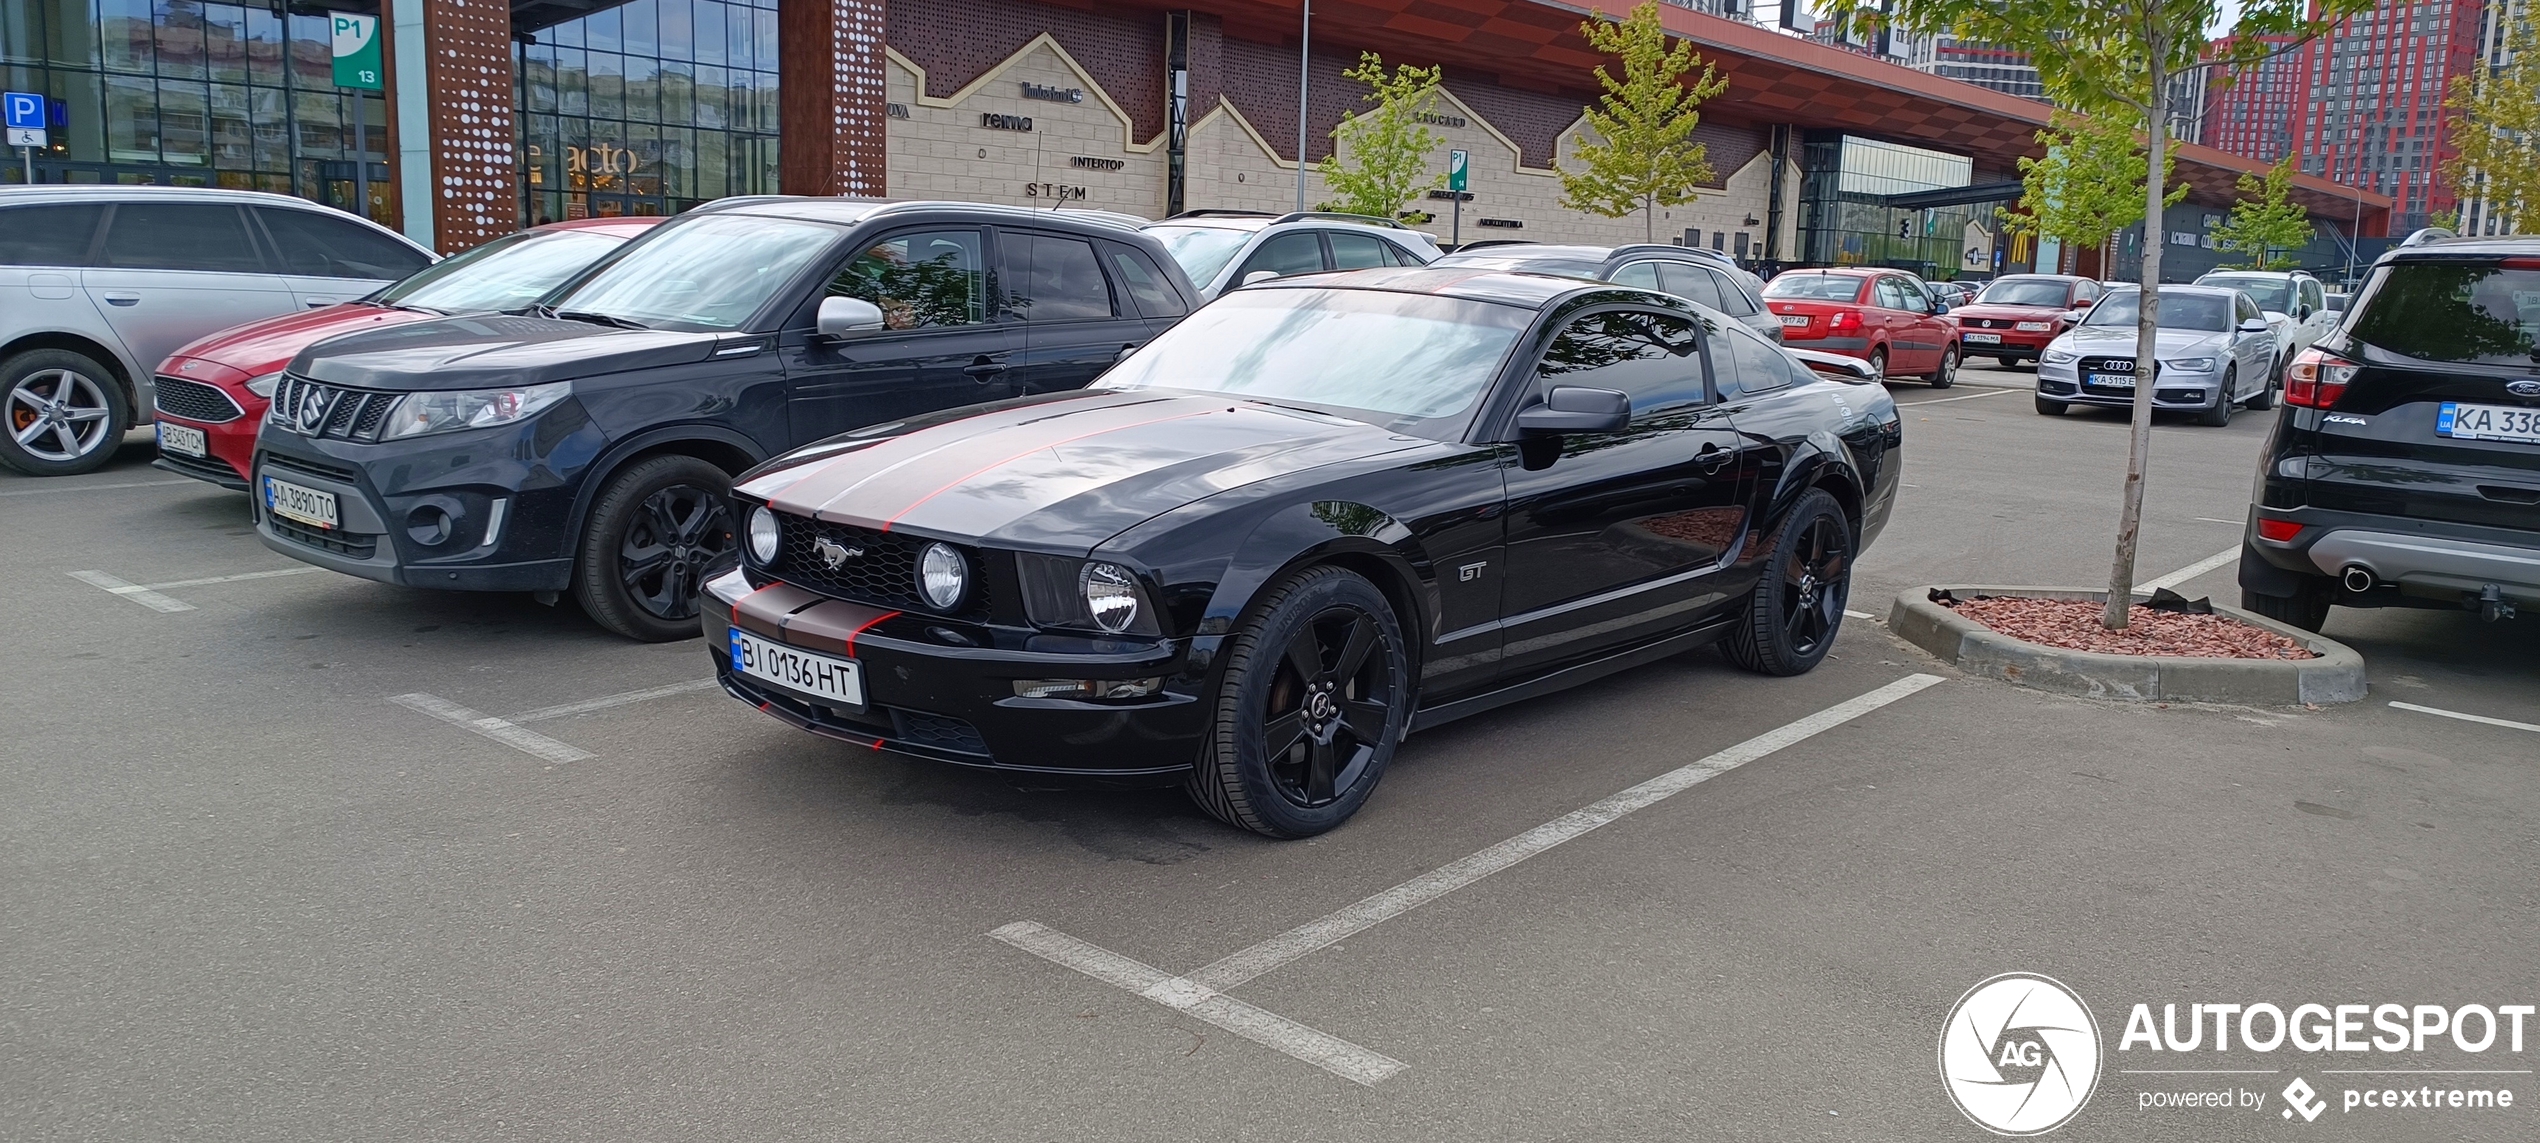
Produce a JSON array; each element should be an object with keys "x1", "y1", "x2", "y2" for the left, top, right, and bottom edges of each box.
[
  {"x1": 2103, "y1": 63, "x2": 2171, "y2": 631},
  {"x1": 1645, "y1": 194, "x2": 1656, "y2": 243}
]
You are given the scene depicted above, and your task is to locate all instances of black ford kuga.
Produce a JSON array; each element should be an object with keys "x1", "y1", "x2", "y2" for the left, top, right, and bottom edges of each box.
[
  {"x1": 252, "y1": 199, "x2": 1200, "y2": 640},
  {"x1": 2237, "y1": 235, "x2": 2540, "y2": 630}
]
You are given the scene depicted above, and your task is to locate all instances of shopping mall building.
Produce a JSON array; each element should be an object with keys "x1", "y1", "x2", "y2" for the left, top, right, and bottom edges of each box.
[{"x1": 0, "y1": 0, "x2": 2390, "y2": 273}]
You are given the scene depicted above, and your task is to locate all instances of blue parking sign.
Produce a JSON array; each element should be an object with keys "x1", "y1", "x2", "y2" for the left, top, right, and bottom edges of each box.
[{"x1": 4, "y1": 92, "x2": 42, "y2": 131}]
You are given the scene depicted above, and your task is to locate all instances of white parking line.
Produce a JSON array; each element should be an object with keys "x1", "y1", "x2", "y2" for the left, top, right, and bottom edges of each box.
[
  {"x1": 0, "y1": 478, "x2": 193, "y2": 498},
  {"x1": 145, "y1": 567, "x2": 325, "y2": 590},
  {"x1": 992, "y1": 922, "x2": 1408, "y2": 1086},
  {"x1": 66, "y1": 570, "x2": 194, "y2": 613},
  {"x1": 389, "y1": 693, "x2": 595, "y2": 764},
  {"x1": 1896, "y1": 388, "x2": 2022, "y2": 407},
  {"x1": 2389, "y1": 701, "x2": 2540, "y2": 735},
  {"x1": 2138, "y1": 546, "x2": 2241, "y2": 593},
  {"x1": 994, "y1": 673, "x2": 1947, "y2": 1083},
  {"x1": 512, "y1": 678, "x2": 721, "y2": 722},
  {"x1": 1844, "y1": 609, "x2": 1876, "y2": 620}
]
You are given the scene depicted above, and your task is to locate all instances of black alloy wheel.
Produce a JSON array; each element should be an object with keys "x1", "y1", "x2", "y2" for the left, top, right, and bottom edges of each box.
[
  {"x1": 1724, "y1": 488, "x2": 1853, "y2": 677},
  {"x1": 2246, "y1": 360, "x2": 2279, "y2": 410},
  {"x1": 1188, "y1": 565, "x2": 1410, "y2": 839},
  {"x1": 1928, "y1": 343, "x2": 1958, "y2": 388},
  {"x1": 572, "y1": 454, "x2": 735, "y2": 642}
]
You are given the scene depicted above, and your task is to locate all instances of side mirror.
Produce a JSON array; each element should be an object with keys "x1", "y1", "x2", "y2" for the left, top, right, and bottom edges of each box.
[
  {"x1": 1516, "y1": 386, "x2": 1631, "y2": 435},
  {"x1": 815, "y1": 296, "x2": 886, "y2": 337},
  {"x1": 2262, "y1": 310, "x2": 2290, "y2": 324},
  {"x1": 2238, "y1": 317, "x2": 2271, "y2": 333},
  {"x1": 1240, "y1": 270, "x2": 1279, "y2": 286},
  {"x1": 1935, "y1": 301, "x2": 1952, "y2": 314},
  {"x1": 2060, "y1": 310, "x2": 2084, "y2": 324}
]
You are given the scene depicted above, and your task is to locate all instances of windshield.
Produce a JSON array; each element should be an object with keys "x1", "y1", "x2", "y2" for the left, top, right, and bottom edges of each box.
[
  {"x1": 1975, "y1": 278, "x2": 2071, "y2": 307},
  {"x1": 1762, "y1": 273, "x2": 1865, "y2": 302},
  {"x1": 1095, "y1": 288, "x2": 1531, "y2": 436},
  {"x1": 2202, "y1": 275, "x2": 2295, "y2": 313},
  {"x1": 2080, "y1": 290, "x2": 2233, "y2": 332},
  {"x1": 1144, "y1": 224, "x2": 1255, "y2": 286},
  {"x1": 377, "y1": 228, "x2": 634, "y2": 314},
  {"x1": 2348, "y1": 262, "x2": 2540, "y2": 366},
  {"x1": 552, "y1": 215, "x2": 838, "y2": 331},
  {"x1": 1436, "y1": 255, "x2": 1605, "y2": 279}
]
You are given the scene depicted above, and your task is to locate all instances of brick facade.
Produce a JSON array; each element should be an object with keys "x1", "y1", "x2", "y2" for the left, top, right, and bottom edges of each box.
[{"x1": 781, "y1": 0, "x2": 891, "y2": 196}]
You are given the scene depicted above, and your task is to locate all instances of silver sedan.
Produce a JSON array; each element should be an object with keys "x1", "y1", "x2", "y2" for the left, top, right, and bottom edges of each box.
[{"x1": 2033, "y1": 284, "x2": 2282, "y2": 426}]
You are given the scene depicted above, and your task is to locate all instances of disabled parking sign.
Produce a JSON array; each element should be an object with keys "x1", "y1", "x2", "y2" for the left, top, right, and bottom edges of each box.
[{"x1": 5, "y1": 91, "x2": 46, "y2": 149}]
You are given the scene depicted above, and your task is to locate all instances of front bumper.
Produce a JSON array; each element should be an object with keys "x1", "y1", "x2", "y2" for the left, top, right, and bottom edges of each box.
[
  {"x1": 2034, "y1": 359, "x2": 2223, "y2": 410},
  {"x1": 1956, "y1": 333, "x2": 2053, "y2": 359},
  {"x1": 2241, "y1": 507, "x2": 2540, "y2": 608},
  {"x1": 705, "y1": 568, "x2": 1210, "y2": 785},
  {"x1": 149, "y1": 405, "x2": 259, "y2": 490},
  {"x1": 250, "y1": 419, "x2": 585, "y2": 593}
]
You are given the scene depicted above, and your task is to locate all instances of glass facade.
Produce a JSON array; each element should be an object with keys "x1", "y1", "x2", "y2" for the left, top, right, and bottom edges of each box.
[
  {"x1": 1796, "y1": 133, "x2": 1987, "y2": 278},
  {"x1": 0, "y1": 0, "x2": 389, "y2": 224},
  {"x1": 513, "y1": 0, "x2": 782, "y2": 225}
]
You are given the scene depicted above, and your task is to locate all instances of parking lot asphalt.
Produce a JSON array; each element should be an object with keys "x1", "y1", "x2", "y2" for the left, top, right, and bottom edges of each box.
[{"x1": 6, "y1": 371, "x2": 2534, "y2": 1141}]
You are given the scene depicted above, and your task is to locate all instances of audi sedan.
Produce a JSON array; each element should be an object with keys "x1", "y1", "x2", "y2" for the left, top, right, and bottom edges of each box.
[
  {"x1": 708, "y1": 267, "x2": 1902, "y2": 837},
  {"x1": 2035, "y1": 285, "x2": 2282, "y2": 425}
]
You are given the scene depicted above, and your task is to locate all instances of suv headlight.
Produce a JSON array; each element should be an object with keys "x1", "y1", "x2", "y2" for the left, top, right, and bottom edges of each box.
[
  {"x1": 380, "y1": 381, "x2": 572, "y2": 440},
  {"x1": 244, "y1": 372, "x2": 283, "y2": 398}
]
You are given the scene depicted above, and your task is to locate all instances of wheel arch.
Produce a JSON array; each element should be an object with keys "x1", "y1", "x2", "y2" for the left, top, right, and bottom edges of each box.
[
  {"x1": 562, "y1": 424, "x2": 768, "y2": 548},
  {"x1": 1199, "y1": 501, "x2": 1437, "y2": 672},
  {"x1": 1761, "y1": 436, "x2": 1867, "y2": 542}
]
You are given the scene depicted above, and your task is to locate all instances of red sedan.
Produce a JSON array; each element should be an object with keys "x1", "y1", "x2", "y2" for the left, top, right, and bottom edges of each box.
[
  {"x1": 149, "y1": 217, "x2": 661, "y2": 489},
  {"x1": 1762, "y1": 268, "x2": 1960, "y2": 387},
  {"x1": 1946, "y1": 274, "x2": 2105, "y2": 368}
]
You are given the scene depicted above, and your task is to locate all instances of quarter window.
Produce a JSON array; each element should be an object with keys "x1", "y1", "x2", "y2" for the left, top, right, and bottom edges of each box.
[
  {"x1": 828, "y1": 229, "x2": 987, "y2": 330},
  {"x1": 1535, "y1": 309, "x2": 1707, "y2": 417},
  {"x1": 0, "y1": 205, "x2": 105, "y2": 267},
  {"x1": 1610, "y1": 261, "x2": 1663, "y2": 290},
  {"x1": 98, "y1": 203, "x2": 265, "y2": 273},
  {"x1": 1004, "y1": 233, "x2": 1114, "y2": 321},
  {"x1": 1720, "y1": 321, "x2": 1796, "y2": 395},
  {"x1": 1327, "y1": 231, "x2": 1391, "y2": 270},
  {"x1": 1705, "y1": 268, "x2": 1761, "y2": 317},
  {"x1": 1655, "y1": 262, "x2": 1726, "y2": 310},
  {"x1": 1104, "y1": 246, "x2": 1186, "y2": 318}
]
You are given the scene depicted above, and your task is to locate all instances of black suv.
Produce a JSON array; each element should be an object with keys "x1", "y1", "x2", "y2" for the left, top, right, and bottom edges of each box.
[
  {"x1": 1430, "y1": 242, "x2": 1784, "y2": 344},
  {"x1": 2238, "y1": 236, "x2": 2540, "y2": 629},
  {"x1": 253, "y1": 199, "x2": 1200, "y2": 640}
]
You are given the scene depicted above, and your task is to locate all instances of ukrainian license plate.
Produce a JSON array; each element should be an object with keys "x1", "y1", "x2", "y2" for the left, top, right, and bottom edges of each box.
[
  {"x1": 158, "y1": 422, "x2": 207, "y2": 457},
  {"x1": 2086, "y1": 373, "x2": 2136, "y2": 389},
  {"x1": 263, "y1": 475, "x2": 338, "y2": 529},
  {"x1": 2437, "y1": 401, "x2": 2540, "y2": 444},
  {"x1": 730, "y1": 628, "x2": 864, "y2": 707},
  {"x1": 1962, "y1": 332, "x2": 2001, "y2": 344},
  {"x1": 1779, "y1": 314, "x2": 1810, "y2": 327}
]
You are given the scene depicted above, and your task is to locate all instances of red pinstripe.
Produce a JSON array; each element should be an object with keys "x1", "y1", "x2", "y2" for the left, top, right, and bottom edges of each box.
[
  {"x1": 876, "y1": 409, "x2": 1213, "y2": 531},
  {"x1": 844, "y1": 609, "x2": 900, "y2": 655}
]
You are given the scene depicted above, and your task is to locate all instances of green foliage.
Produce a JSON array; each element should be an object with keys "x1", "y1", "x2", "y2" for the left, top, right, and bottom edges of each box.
[
  {"x1": 1316, "y1": 53, "x2": 1448, "y2": 220},
  {"x1": 1557, "y1": 1, "x2": 1730, "y2": 242},
  {"x1": 1999, "y1": 111, "x2": 2188, "y2": 256},
  {"x1": 2442, "y1": 14, "x2": 2538, "y2": 233},
  {"x1": 2213, "y1": 157, "x2": 2315, "y2": 270}
]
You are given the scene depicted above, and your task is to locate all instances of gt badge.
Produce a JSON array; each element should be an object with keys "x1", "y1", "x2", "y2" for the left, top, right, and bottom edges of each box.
[
  {"x1": 1458, "y1": 561, "x2": 1487, "y2": 582},
  {"x1": 812, "y1": 536, "x2": 862, "y2": 570}
]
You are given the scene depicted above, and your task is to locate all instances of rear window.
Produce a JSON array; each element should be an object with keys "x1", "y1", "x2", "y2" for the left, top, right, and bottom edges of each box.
[
  {"x1": 1762, "y1": 273, "x2": 1863, "y2": 302},
  {"x1": 2348, "y1": 262, "x2": 2540, "y2": 367}
]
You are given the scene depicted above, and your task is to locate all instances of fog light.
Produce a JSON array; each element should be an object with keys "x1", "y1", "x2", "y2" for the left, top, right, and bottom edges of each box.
[
  {"x1": 1012, "y1": 677, "x2": 1165, "y2": 700},
  {"x1": 405, "y1": 501, "x2": 460, "y2": 546}
]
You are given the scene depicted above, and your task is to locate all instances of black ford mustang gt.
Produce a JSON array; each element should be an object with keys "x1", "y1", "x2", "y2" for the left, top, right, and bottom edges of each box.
[{"x1": 705, "y1": 267, "x2": 1903, "y2": 837}]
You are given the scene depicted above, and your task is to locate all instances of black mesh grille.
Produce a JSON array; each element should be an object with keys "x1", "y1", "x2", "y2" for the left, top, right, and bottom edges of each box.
[
  {"x1": 268, "y1": 375, "x2": 398, "y2": 442},
  {"x1": 769, "y1": 514, "x2": 989, "y2": 618},
  {"x1": 269, "y1": 514, "x2": 377, "y2": 559},
  {"x1": 891, "y1": 710, "x2": 989, "y2": 755},
  {"x1": 258, "y1": 451, "x2": 360, "y2": 484},
  {"x1": 156, "y1": 446, "x2": 243, "y2": 485},
  {"x1": 2077, "y1": 356, "x2": 2150, "y2": 395},
  {"x1": 152, "y1": 376, "x2": 243, "y2": 423}
]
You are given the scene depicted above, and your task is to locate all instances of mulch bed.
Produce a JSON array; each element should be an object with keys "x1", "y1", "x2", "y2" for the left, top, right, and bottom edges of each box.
[{"x1": 1943, "y1": 595, "x2": 2319, "y2": 660}]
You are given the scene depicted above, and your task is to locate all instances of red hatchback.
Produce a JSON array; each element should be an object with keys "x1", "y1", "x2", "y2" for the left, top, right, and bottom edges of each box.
[
  {"x1": 1762, "y1": 268, "x2": 1959, "y2": 387},
  {"x1": 1947, "y1": 274, "x2": 2104, "y2": 368},
  {"x1": 150, "y1": 217, "x2": 661, "y2": 489}
]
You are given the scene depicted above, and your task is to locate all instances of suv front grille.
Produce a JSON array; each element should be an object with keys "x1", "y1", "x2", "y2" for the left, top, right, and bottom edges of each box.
[
  {"x1": 153, "y1": 376, "x2": 244, "y2": 423},
  {"x1": 267, "y1": 374, "x2": 399, "y2": 442},
  {"x1": 268, "y1": 514, "x2": 378, "y2": 559},
  {"x1": 257, "y1": 451, "x2": 360, "y2": 484},
  {"x1": 769, "y1": 515, "x2": 990, "y2": 618}
]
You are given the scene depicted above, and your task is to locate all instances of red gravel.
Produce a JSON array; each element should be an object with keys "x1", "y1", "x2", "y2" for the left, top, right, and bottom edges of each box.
[{"x1": 1945, "y1": 595, "x2": 2318, "y2": 660}]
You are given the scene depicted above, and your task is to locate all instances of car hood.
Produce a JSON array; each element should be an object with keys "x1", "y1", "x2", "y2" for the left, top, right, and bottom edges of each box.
[
  {"x1": 290, "y1": 314, "x2": 725, "y2": 390},
  {"x1": 2056, "y1": 325, "x2": 2228, "y2": 357},
  {"x1": 163, "y1": 303, "x2": 440, "y2": 382},
  {"x1": 742, "y1": 388, "x2": 1433, "y2": 551},
  {"x1": 1951, "y1": 303, "x2": 2067, "y2": 322}
]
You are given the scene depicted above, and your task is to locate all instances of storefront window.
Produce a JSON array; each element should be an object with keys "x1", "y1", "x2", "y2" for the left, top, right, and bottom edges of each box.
[
  {"x1": 1796, "y1": 132, "x2": 1990, "y2": 277},
  {"x1": 515, "y1": 0, "x2": 780, "y2": 226}
]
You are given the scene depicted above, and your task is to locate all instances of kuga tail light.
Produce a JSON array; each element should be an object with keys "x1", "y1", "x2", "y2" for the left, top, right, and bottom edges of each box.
[
  {"x1": 1829, "y1": 310, "x2": 1863, "y2": 335},
  {"x1": 2256, "y1": 518, "x2": 2303, "y2": 542},
  {"x1": 2283, "y1": 347, "x2": 2359, "y2": 408}
]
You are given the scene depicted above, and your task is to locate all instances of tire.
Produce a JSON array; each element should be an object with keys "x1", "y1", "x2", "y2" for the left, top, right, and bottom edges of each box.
[
  {"x1": 569, "y1": 455, "x2": 735, "y2": 642},
  {"x1": 1927, "y1": 343, "x2": 1958, "y2": 388},
  {"x1": 1865, "y1": 347, "x2": 1888, "y2": 384},
  {"x1": 1, "y1": 349, "x2": 129, "y2": 477},
  {"x1": 2196, "y1": 368, "x2": 2236, "y2": 427},
  {"x1": 1185, "y1": 565, "x2": 1411, "y2": 839},
  {"x1": 1996, "y1": 356, "x2": 2022, "y2": 369},
  {"x1": 1724, "y1": 488, "x2": 1853, "y2": 677},
  {"x1": 2241, "y1": 581, "x2": 2331, "y2": 633},
  {"x1": 2035, "y1": 395, "x2": 2068, "y2": 416},
  {"x1": 2245, "y1": 363, "x2": 2278, "y2": 410}
]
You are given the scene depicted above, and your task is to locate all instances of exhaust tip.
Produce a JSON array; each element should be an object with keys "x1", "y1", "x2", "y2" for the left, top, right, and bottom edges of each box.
[{"x1": 2342, "y1": 566, "x2": 2376, "y2": 593}]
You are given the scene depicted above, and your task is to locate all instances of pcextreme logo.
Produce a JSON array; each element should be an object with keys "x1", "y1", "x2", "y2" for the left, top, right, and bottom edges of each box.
[{"x1": 1940, "y1": 973, "x2": 2104, "y2": 1136}]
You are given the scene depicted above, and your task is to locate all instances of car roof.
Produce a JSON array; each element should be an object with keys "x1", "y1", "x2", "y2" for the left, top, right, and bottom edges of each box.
[
  {"x1": 710, "y1": 197, "x2": 1144, "y2": 233},
  {"x1": 536, "y1": 216, "x2": 666, "y2": 233},
  {"x1": 2198, "y1": 269, "x2": 2310, "y2": 279},
  {"x1": 2104, "y1": 283, "x2": 2243, "y2": 299},
  {"x1": 0, "y1": 184, "x2": 360, "y2": 210},
  {"x1": 1985, "y1": 273, "x2": 2087, "y2": 284},
  {"x1": 1246, "y1": 265, "x2": 1659, "y2": 310},
  {"x1": 2378, "y1": 235, "x2": 2540, "y2": 260}
]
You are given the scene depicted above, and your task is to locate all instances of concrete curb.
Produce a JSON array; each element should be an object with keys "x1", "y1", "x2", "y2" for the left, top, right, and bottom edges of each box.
[{"x1": 1887, "y1": 585, "x2": 2368, "y2": 706}]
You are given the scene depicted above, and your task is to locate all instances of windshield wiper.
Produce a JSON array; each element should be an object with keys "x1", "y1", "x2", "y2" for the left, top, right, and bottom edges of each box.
[{"x1": 545, "y1": 307, "x2": 652, "y2": 330}]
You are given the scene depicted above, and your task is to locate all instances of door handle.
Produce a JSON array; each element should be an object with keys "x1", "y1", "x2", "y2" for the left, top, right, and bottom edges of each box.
[
  {"x1": 1695, "y1": 444, "x2": 1732, "y2": 473},
  {"x1": 303, "y1": 298, "x2": 342, "y2": 308},
  {"x1": 102, "y1": 293, "x2": 141, "y2": 306},
  {"x1": 962, "y1": 355, "x2": 1009, "y2": 381}
]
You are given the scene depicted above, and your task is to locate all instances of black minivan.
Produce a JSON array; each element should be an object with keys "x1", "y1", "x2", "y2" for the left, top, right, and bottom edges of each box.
[
  {"x1": 252, "y1": 199, "x2": 1200, "y2": 640},
  {"x1": 2238, "y1": 235, "x2": 2540, "y2": 629}
]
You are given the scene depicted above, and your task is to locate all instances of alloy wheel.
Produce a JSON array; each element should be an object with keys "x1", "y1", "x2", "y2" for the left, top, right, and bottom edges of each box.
[
  {"x1": 1865, "y1": 350, "x2": 1887, "y2": 383},
  {"x1": 1779, "y1": 513, "x2": 1851, "y2": 658},
  {"x1": 618, "y1": 483, "x2": 731, "y2": 621},
  {"x1": 7, "y1": 369, "x2": 114, "y2": 463},
  {"x1": 1261, "y1": 606, "x2": 1394, "y2": 808}
]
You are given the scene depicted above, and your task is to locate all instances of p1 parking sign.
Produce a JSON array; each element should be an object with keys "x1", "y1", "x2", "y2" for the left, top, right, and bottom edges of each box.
[{"x1": 330, "y1": 15, "x2": 383, "y2": 91}]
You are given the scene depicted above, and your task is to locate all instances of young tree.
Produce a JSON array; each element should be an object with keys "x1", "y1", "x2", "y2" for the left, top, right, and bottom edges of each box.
[
  {"x1": 2441, "y1": 12, "x2": 2538, "y2": 235},
  {"x1": 1999, "y1": 111, "x2": 2188, "y2": 270},
  {"x1": 2212, "y1": 157, "x2": 2315, "y2": 269},
  {"x1": 1836, "y1": 0, "x2": 2374, "y2": 630},
  {"x1": 1317, "y1": 53, "x2": 1448, "y2": 221},
  {"x1": 1557, "y1": 1, "x2": 1730, "y2": 243}
]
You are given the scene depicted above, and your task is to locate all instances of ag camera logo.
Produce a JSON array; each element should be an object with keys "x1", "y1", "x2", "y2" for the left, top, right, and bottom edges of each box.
[{"x1": 1941, "y1": 973, "x2": 2103, "y2": 1135}]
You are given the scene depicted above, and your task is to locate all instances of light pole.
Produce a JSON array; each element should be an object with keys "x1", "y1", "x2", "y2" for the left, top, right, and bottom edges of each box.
[{"x1": 1297, "y1": 0, "x2": 1310, "y2": 212}]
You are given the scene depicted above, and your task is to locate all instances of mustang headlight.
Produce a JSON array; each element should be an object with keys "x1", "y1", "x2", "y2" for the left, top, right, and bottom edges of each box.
[
  {"x1": 1080, "y1": 562, "x2": 1143, "y2": 634},
  {"x1": 746, "y1": 506, "x2": 780, "y2": 565},
  {"x1": 918, "y1": 542, "x2": 969, "y2": 610},
  {"x1": 2162, "y1": 357, "x2": 2216, "y2": 373},
  {"x1": 381, "y1": 381, "x2": 571, "y2": 440},
  {"x1": 1017, "y1": 554, "x2": 1162, "y2": 636},
  {"x1": 2042, "y1": 346, "x2": 2079, "y2": 365},
  {"x1": 244, "y1": 372, "x2": 283, "y2": 398}
]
